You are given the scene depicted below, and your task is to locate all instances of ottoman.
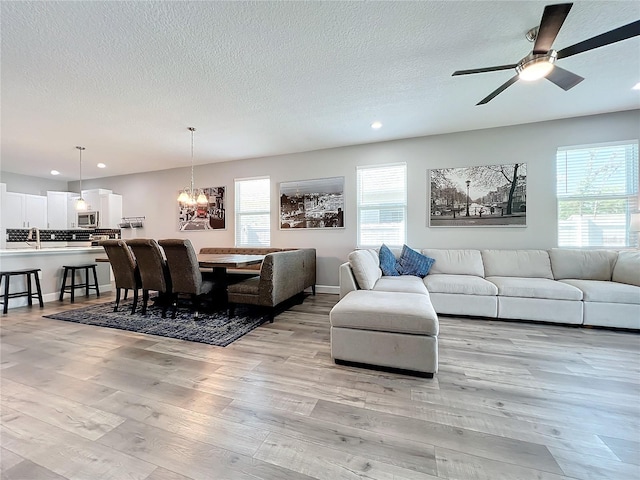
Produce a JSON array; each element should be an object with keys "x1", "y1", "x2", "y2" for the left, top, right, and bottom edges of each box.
[{"x1": 329, "y1": 290, "x2": 439, "y2": 377}]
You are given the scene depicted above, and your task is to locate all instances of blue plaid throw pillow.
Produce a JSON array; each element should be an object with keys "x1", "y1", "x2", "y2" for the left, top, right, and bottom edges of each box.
[
  {"x1": 379, "y1": 244, "x2": 400, "y2": 276},
  {"x1": 398, "y1": 245, "x2": 435, "y2": 277}
]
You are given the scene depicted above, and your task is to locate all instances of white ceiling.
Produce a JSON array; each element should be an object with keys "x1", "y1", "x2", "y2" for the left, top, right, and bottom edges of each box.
[{"x1": 1, "y1": 1, "x2": 639, "y2": 181}]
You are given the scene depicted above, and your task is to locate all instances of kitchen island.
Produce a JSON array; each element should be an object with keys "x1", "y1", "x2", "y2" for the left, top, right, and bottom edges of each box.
[{"x1": 0, "y1": 246, "x2": 112, "y2": 311}]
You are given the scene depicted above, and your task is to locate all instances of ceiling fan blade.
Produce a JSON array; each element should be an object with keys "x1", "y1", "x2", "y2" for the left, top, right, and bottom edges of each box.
[
  {"x1": 545, "y1": 66, "x2": 584, "y2": 91},
  {"x1": 557, "y1": 20, "x2": 640, "y2": 59},
  {"x1": 476, "y1": 75, "x2": 519, "y2": 105},
  {"x1": 452, "y1": 64, "x2": 517, "y2": 76},
  {"x1": 533, "y1": 3, "x2": 573, "y2": 54}
]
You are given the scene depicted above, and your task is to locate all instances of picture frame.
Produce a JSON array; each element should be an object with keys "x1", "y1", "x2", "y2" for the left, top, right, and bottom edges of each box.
[
  {"x1": 178, "y1": 186, "x2": 226, "y2": 231},
  {"x1": 279, "y1": 176, "x2": 345, "y2": 229},
  {"x1": 428, "y1": 163, "x2": 527, "y2": 227}
]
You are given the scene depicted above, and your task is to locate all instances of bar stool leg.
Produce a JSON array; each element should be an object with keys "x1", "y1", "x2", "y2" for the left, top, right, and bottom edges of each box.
[
  {"x1": 85, "y1": 267, "x2": 90, "y2": 297},
  {"x1": 91, "y1": 266, "x2": 100, "y2": 297},
  {"x1": 59, "y1": 267, "x2": 69, "y2": 301},
  {"x1": 2, "y1": 274, "x2": 9, "y2": 315},
  {"x1": 70, "y1": 269, "x2": 76, "y2": 303},
  {"x1": 26, "y1": 273, "x2": 33, "y2": 306},
  {"x1": 34, "y1": 271, "x2": 44, "y2": 308}
]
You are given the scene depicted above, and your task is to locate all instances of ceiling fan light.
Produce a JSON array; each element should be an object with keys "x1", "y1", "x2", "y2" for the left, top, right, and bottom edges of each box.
[{"x1": 516, "y1": 50, "x2": 557, "y2": 81}]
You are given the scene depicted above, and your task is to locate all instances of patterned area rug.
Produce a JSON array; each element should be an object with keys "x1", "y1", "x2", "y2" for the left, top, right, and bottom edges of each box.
[{"x1": 44, "y1": 299, "x2": 268, "y2": 347}]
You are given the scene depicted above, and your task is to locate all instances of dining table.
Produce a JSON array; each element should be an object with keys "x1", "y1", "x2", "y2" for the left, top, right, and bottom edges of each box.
[
  {"x1": 196, "y1": 253, "x2": 264, "y2": 271},
  {"x1": 97, "y1": 252, "x2": 265, "y2": 307},
  {"x1": 96, "y1": 253, "x2": 265, "y2": 271}
]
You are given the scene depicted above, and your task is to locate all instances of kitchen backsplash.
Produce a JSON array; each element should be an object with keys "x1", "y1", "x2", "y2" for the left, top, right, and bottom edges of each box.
[{"x1": 6, "y1": 228, "x2": 121, "y2": 243}]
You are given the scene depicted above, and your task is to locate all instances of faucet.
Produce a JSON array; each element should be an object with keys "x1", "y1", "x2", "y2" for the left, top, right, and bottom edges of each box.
[{"x1": 27, "y1": 227, "x2": 41, "y2": 250}]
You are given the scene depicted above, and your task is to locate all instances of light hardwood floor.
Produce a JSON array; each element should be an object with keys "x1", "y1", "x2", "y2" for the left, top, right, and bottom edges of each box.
[{"x1": 1, "y1": 292, "x2": 639, "y2": 480}]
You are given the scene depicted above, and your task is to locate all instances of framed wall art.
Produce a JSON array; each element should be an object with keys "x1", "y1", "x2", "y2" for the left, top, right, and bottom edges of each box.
[
  {"x1": 279, "y1": 176, "x2": 345, "y2": 229},
  {"x1": 178, "y1": 186, "x2": 226, "y2": 231},
  {"x1": 429, "y1": 163, "x2": 527, "y2": 227}
]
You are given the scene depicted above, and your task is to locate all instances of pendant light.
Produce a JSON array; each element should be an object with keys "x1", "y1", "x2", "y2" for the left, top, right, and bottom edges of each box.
[
  {"x1": 75, "y1": 146, "x2": 87, "y2": 211},
  {"x1": 177, "y1": 127, "x2": 208, "y2": 206}
]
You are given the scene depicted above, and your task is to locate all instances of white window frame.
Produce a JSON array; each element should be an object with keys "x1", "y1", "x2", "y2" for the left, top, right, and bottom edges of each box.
[
  {"x1": 356, "y1": 162, "x2": 407, "y2": 248},
  {"x1": 556, "y1": 140, "x2": 639, "y2": 248},
  {"x1": 234, "y1": 176, "x2": 271, "y2": 247}
]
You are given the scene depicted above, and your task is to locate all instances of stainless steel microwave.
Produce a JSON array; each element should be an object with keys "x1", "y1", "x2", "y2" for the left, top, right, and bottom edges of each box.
[{"x1": 77, "y1": 211, "x2": 99, "y2": 228}]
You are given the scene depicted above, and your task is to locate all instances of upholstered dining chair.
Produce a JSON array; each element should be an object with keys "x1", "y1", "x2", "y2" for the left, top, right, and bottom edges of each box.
[
  {"x1": 99, "y1": 239, "x2": 141, "y2": 314},
  {"x1": 127, "y1": 238, "x2": 172, "y2": 317},
  {"x1": 157, "y1": 239, "x2": 214, "y2": 319}
]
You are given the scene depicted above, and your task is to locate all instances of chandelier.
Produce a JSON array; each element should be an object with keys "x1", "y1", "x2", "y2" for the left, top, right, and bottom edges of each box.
[
  {"x1": 177, "y1": 127, "x2": 208, "y2": 206},
  {"x1": 75, "y1": 146, "x2": 87, "y2": 211}
]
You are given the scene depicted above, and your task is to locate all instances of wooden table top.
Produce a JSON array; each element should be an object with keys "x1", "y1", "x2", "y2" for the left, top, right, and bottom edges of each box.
[
  {"x1": 96, "y1": 253, "x2": 265, "y2": 269},
  {"x1": 196, "y1": 253, "x2": 265, "y2": 269}
]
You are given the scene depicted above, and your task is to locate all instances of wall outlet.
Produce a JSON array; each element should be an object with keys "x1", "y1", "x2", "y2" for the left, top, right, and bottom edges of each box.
[
  {"x1": 72, "y1": 234, "x2": 76, "y2": 240},
  {"x1": 50, "y1": 234, "x2": 55, "y2": 240}
]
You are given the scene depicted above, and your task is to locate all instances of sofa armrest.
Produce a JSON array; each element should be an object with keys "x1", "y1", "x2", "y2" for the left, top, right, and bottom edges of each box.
[{"x1": 339, "y1": 262, "x2": 358, "y2": 299}]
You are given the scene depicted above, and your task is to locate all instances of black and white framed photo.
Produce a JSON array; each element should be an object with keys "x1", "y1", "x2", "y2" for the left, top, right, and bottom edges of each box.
[
  {"x1": 279, "y1": 176, "x2": 345, "y2": 229},
  {"x1": 178, "y1": 186, "x2": 226, "y2": 231},
  {"x1": 429, "y1": 163, "x2": 527, "y2": 227}
]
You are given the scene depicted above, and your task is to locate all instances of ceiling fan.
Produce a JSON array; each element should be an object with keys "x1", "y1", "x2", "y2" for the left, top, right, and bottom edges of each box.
[{"x1": 452, "y1": 3, "x2": 640, "y2": 105}]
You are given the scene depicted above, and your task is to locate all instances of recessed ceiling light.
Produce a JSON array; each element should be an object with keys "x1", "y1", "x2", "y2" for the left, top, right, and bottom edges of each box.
[
  {"x1": 633, "y1": 82, "x2": 640, "y2": 90},
  {"x1": 97, "y1": 163, "x2": 106, "y2": 168},
  {"x1": 371, "y1": 121, "x2": 383, "y2": 130},
  {"x1": 50, "y1": 170, "x2": 60, "y2": 175}
]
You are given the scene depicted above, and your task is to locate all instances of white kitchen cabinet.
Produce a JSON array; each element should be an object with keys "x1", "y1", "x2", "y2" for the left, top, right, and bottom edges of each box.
[
  {"x1": 99, "y1": 193, "x2": 123, "y2": 228},
  {"x1": 81, "y1": 190, "x2": 102, "y2": 212},
  {"x1": 47, "y1": 191, "x2": 77, "y2": 229},
  {"x1": 25, "y1": 194, "x2": 48, "y2": 228},
  {"x1": 3, "y1": 192, "x2": 25, "y2": 228},
  {"x1": 1, "y1": 191, "x2": 47, "y2": 229}
]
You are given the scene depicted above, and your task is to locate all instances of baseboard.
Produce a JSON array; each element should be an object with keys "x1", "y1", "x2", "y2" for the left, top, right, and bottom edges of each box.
[{"x1": 314, "y1": 285, "x2": 339, "y2": 295}]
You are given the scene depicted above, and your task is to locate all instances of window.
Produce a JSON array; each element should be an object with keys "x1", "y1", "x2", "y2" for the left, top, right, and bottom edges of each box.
[
  {"x1": 556, "y1": 141, "x2": 638, "y2": 247},
  {"x1": 235, "y1": 177, "x2": 270, "y2": 247},
  {"x1": 357, "y1": 163, "x2": 407, "y2": 247}
]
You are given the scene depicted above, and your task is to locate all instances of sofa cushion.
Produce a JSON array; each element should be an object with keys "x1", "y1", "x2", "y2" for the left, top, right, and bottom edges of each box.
[
  {"x1": 486, "y1": 276, "x2": 583, "y2": 301},
  {"x1": 227, "y1": 276, "x2": 260, "y2": 295},
  {"x1": 612, "y1": 251, "x2": 640, "y2": 287},
  {"x1": 559, "y1": 279, "x2": 640, "y2": 304},
  {"x1": 373, "y1": 276, "x2": 428, "y2": 295},
  {"x1": 424, "y1": 274, "x2": 498, "y2": 296},
  {"x1": 330, "y1": 290, "x2": 438, "y2": 336},
  {"x1": 378, "y1": 244, "x2": 400, "y2": 276},
  {"x1": 398, "y1": 245, "x2": 434, "y2": 277},
  {"x1": 482, "y1": 250, "x2": 553, "y2": 279},
  {"x1": 348, "y1": 249, "x2": 381, "y2": 290},
  {"x1": 421, "y1": 249, "x2": 484, "y2": 277},
  {"x1": 549, "y1": 248, "x2": 618, "y2": 281}
]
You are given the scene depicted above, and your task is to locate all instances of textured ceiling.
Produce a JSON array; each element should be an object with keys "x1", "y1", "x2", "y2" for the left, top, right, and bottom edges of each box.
[{"x1": 1, "y1": 1, "x2": 639, "y2": 181}]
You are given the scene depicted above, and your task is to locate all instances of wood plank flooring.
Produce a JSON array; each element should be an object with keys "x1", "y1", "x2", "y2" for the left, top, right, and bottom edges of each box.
[{"x1": 1, "y1": 293, "x2": 639, "y2": 479}]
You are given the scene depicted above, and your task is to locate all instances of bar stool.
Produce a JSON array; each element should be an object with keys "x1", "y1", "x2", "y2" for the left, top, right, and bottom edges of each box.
[
  {"x1": 0, "y1": 268, "x2": 44, "y2": 314},
  {"x1": 59, "y1": 264, "x2": 100, "y2": 303}
]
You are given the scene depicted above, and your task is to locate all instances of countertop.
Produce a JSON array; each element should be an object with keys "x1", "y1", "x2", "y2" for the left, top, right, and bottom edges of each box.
[{"x1": 0, "y1": 246, "x2": 105, "y2": 257}]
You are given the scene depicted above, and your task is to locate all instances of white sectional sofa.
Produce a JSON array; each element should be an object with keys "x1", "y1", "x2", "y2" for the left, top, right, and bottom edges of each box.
[{"x1": 339, "y1": 247, "x2": 640, "y2": 330}]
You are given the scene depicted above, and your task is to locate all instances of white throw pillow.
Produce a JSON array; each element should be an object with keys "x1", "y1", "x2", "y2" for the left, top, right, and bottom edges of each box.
[
  {"x1": 348, "y1": 249, "x2": 382, "y2": 290},
  {"x1": 612, "y1": 251, "x2": 640, "y2": 286}
]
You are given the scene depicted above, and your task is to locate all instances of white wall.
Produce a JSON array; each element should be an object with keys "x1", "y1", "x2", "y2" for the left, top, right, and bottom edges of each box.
[
  {"x1": 0, "y1": 171, "x2": 68, "y2": 195},
  {"x1": 21, "y1": 110, "x2": 640, "y2": 288}
]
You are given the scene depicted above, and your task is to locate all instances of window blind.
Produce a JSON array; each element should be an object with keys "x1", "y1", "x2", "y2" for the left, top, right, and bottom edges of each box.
[
  {"x1": 357, "y1": 163, "x2": 407, "y2": 248},
  {"x1": 556, "y1": 141, "x2": 638, "y2": 247},
  {"x1": 235, "y1": 177, "x2": 270, "y2": 247}
]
